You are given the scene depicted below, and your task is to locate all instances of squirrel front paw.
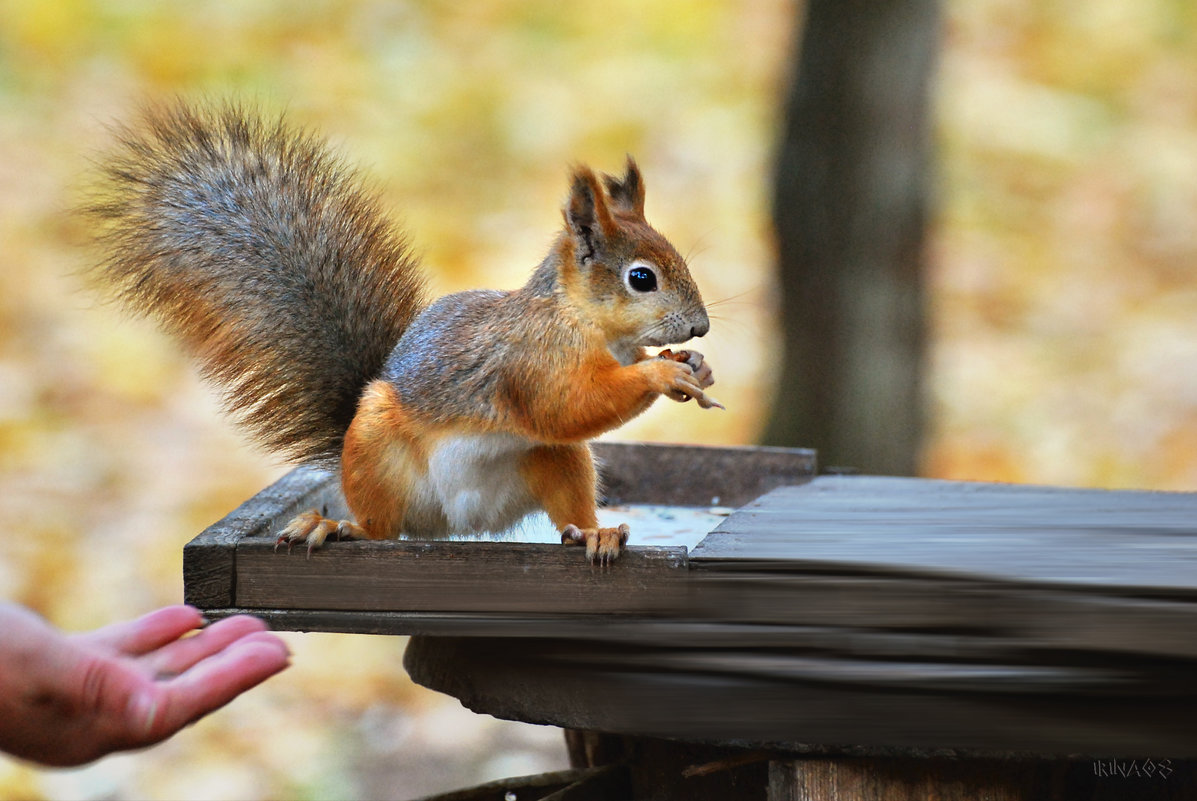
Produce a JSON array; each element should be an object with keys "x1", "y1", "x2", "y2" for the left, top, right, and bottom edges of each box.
[
  {"x1": 654, "y1": 350, "x2": 724, "y2": 409},
  {"x1": 561, "y1": 523, "x2": 630, "y2": 566},
  {"x1": 276, "y1": 510, "x2": 366, "y2": 558}
]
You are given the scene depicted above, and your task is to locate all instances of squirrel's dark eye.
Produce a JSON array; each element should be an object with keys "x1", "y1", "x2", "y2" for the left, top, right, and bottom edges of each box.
[{"x1": 626, "y1": 265, "x2": 658, "y2": 292}]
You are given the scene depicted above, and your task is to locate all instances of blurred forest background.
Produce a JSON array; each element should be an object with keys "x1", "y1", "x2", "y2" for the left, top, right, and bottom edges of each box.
[{"x1": 1, "y1": 0, "x2": 1195, "y2": 798}]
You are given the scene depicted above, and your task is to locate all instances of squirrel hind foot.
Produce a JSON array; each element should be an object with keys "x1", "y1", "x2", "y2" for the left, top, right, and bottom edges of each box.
[
  {"x1": 275, "y1": 510, "x2": 366, "y2": 558},
  {"x1": 560, "y1": 523, "x2": 630, "y2": 567}
]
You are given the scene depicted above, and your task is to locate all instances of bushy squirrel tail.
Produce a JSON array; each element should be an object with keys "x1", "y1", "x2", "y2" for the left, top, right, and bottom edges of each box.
[{"x1": 86, "y1": 101, "x2": 427, "y2": 465}]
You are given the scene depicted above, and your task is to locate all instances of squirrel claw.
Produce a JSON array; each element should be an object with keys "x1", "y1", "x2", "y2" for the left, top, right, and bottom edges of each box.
[
  {"x1": 561, "y1": 522, "x2": 630, "y2": 566},
  {"x1": 276, "y1": 510, "x2": 365, "y2": 558},
  {"x1": 657, "y1": 349, "x2": 721, "y2": 409}
]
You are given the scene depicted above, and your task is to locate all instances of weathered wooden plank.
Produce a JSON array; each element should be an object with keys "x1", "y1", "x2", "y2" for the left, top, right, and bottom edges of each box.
[
  {"x1": 199, "y1": 577, "x2": 1197, "y2": 663},
  {"x1": 183, "y1": 465, "x2": 340, "y2": 607},
  {"x1": 686, "y1": 573, "x2": 1197, "y2": 660},
  {"x1": 183, "y1": 441, "x2": 803, "y2": 609},
  {"x1": 189, "y1": 609, "x2": 1054, "y2": 670},
  {"x1": 592, "y1": 441, "x2": 815, "y2": 507},
  {"x1": 693, "y1": 476, "x2": 1197, "y2": 595},
  {"x1": 234, "y1": 540, "x2": 689, "y2": 615},
  {"x1": 185, "y1": 448, "x2": 1197, "y2": 760},
  {"x1": 187, "y1": 463, "x2": 1197, "y2": 667},
  {"x1": 192, "y1": 610, "x2": 1036, "y2": 653}
]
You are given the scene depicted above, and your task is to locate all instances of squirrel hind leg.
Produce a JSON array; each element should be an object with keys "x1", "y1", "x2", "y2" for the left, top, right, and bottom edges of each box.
[{"x1": 275, "y1": 511, "x2": 367, "y2": 558}]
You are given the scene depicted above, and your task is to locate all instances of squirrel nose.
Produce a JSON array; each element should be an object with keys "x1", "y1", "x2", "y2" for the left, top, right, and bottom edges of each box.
[{"x1": 690, "y1": 315, "x2": 710, "y2": 339}]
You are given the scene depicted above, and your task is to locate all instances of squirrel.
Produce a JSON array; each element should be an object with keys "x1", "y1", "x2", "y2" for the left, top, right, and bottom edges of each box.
[{"x1": 87, "y1": 101, "x2": 720, "y2": 564}]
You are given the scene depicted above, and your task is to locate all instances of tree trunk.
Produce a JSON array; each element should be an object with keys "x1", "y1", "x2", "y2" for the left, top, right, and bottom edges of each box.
[{"x1": 762, "y1": 0, "x2": 940, "y2": 476}]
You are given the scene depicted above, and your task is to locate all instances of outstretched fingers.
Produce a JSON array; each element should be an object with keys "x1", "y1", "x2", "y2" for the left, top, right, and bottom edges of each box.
[
  {"x1": 137, "y1": 615, "x2": 279, "y2": 678},
  {"x1": 129, "y1": 630, "x2": 291, "y2": 744},
  {"x1": 73, "y1": 605, "x2": 205, "y2": 656},
  {"x1": 3, "y1": 605, "x2": 291, "y2": 766}
]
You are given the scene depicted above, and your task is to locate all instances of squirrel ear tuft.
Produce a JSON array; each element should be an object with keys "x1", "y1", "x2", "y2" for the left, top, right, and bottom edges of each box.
[
  {"x1": 603, "y1": 156, "x2": 646, "y2": 218},
  {"x1": 565, "y1": 167, "x2": 615, "y2": 264}
]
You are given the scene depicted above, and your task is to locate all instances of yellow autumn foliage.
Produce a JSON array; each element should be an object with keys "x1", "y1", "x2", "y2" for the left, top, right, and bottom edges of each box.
[{"x1": 0, "y1": 0, "x2": 1194, "y2": 798}]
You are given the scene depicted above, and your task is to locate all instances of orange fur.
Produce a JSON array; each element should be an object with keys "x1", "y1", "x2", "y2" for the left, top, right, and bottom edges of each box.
[
  {"x1": 500, "y1": 346, "x2": 688, "y2": 443},
  {"x1": 340, "y1": 380, "x2": 427, "y2": 539},
  {"x1": 520, "y1": 444, "x2": 599, "y2": 530},
  {"x1": 91, "y1": 104, "x2": 715, "y2": 560}
]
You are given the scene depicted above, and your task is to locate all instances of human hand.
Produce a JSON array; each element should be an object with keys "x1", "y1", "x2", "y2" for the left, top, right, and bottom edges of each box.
[{"x1": 0, "y1": 604, "x2": 290, "y2": 767}]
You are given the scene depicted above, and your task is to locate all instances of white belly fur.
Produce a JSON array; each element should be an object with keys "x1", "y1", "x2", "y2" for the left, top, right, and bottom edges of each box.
[{"x1": 404, "y1": 432, "x2": 539, "y2": 537}]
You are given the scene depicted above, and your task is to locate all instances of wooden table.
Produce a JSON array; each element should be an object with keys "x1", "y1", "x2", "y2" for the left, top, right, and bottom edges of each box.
[{"x1": 184, "y1": 443, "x2": 1197, "y2": 800}]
